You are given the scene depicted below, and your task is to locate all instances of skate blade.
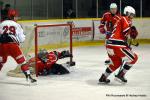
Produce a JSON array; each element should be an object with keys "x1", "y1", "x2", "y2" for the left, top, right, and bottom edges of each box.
[
  {"x1": 98, "y1": 81, "x2": 110, "y2": 85},
  {"x1": 114, "y1": 77, "x2": 127, "y2": 84}
]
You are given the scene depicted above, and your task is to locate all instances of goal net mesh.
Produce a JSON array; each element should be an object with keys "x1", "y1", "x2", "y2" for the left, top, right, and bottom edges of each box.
[{"x1": 7, "y1": 24, "x2": 73, "y2": 77}]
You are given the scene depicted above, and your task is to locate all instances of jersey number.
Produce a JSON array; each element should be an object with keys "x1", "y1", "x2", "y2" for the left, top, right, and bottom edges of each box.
[{"x1": 3, "y1": 26, "x2": 16, "y2": 35}]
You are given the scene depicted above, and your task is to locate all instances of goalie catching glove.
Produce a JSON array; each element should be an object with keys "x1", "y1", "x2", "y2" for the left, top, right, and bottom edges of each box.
[
  {"x1": 59, "y1": 50, "x2": 72, "y2": 59},
  {"x1": 130, "y1": 26, "x2": 138, "y2": 39}
]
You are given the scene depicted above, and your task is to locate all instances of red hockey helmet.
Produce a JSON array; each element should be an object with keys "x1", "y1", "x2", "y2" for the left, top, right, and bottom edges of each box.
[{"x1": 8, "y1": 9, "x2": 18, "y2": 19}]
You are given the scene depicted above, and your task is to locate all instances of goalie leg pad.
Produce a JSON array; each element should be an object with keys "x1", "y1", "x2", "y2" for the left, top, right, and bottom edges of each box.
[{"x1": 50, "y1": 63, "x2": 70, "y2": 75}]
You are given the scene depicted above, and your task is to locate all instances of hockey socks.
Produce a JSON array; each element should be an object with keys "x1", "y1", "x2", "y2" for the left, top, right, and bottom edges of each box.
[
  {"x1": 115, "y1": 64, "x2": 132, "y2": 83},
  {"x1": 99, "y1": 68, "x2": 112, "y2": 84}
]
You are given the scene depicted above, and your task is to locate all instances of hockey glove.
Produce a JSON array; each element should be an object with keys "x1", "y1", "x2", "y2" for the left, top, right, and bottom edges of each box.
[
  {"x1": 130, "y1": 26, "x2": 138, "y2": 39},
  {"x1": 59, "y1": 50, "x2": 72, "y2": 59}
]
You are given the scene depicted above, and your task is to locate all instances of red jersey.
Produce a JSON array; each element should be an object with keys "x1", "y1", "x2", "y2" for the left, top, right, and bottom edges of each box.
[
  {"x1": 105, "y1": 17, "x2": 138, "y2": 72},
  {"x1": 109, "y1": 16, "x2": 132, "y2": 41},
  {"x1": 99, "y1": 11, "x2": 121, "y2": 39},
  {"x1": 28, "y1": 51, "x2": 61, "y2": 74}
]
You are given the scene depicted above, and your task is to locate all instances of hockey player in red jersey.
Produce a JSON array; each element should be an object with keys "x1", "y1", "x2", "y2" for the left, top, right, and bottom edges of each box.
[
  {"x1": 0, "y1": 9, "x2": 36, "y2": 83},
  {"x1": 99, "y1": 3, "x2": 121, "y2": 65},
  {"x1": 99, "y1": 6, "x2": 138, "y2": 84},
  {"x1": 99, "y1": 3, "x2": 121, "y2": 39},
  {"x1": 27, "y1": 49, "x2": 72, "y2": 76}
]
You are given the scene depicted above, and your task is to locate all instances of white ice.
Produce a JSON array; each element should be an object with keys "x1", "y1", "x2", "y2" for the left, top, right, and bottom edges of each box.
[{"x1": 0, "y1": 45, "x2": 150, "y2": 100}]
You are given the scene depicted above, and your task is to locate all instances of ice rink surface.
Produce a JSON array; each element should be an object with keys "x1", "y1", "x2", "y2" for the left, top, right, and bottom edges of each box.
[{"x1": 0, "y1": 45, "x2": 150, "y2": 100}]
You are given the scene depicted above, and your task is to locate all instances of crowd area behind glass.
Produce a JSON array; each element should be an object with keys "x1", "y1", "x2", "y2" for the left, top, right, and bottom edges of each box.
[{"x1": 0, "y1": 0, "x2": 150, "y2": 20}]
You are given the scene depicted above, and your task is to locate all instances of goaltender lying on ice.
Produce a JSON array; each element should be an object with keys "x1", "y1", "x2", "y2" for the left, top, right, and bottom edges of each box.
[{"x1": 27, "y1": 49, "x2": 72, "y2": 76}]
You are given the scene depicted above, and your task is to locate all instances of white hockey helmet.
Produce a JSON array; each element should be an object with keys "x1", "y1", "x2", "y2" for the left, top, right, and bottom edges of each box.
[
  {"x1": 124, "y1": 6, "x2": 135, "y2": 15},
  {"x1": 110, "y1": 3, "x2": 117, "y2": 9}
]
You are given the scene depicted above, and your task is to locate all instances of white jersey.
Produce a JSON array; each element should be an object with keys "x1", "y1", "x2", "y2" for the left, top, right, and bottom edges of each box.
[{"x1": 0, "y1": 20, "x2": 25, "y2": 44}]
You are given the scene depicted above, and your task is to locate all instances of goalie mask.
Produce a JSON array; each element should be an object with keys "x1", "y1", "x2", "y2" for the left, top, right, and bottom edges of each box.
[{"x1": 38, "y1": 49, "x2": 48, "y2": 63}]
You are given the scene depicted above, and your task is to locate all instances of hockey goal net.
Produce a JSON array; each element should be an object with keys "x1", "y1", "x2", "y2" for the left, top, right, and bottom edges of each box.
[{"x1": 7, "y1": 24, "x2": 74, "y2": 77}]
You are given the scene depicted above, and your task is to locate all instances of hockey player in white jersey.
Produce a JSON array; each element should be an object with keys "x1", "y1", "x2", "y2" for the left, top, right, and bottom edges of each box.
[{"x1": 0, "y1": 9, "x2": 37, "y2": 83}]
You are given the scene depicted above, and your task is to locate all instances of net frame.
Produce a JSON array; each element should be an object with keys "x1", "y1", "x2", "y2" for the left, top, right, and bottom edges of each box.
[{"x1": 34, "y1": 24, "x2": 73, "y2": 77}]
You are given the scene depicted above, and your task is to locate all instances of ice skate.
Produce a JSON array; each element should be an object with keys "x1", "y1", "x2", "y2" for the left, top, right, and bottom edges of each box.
[{"x1": 99, "y1": 74, "x2": 110, "y2": 84}]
